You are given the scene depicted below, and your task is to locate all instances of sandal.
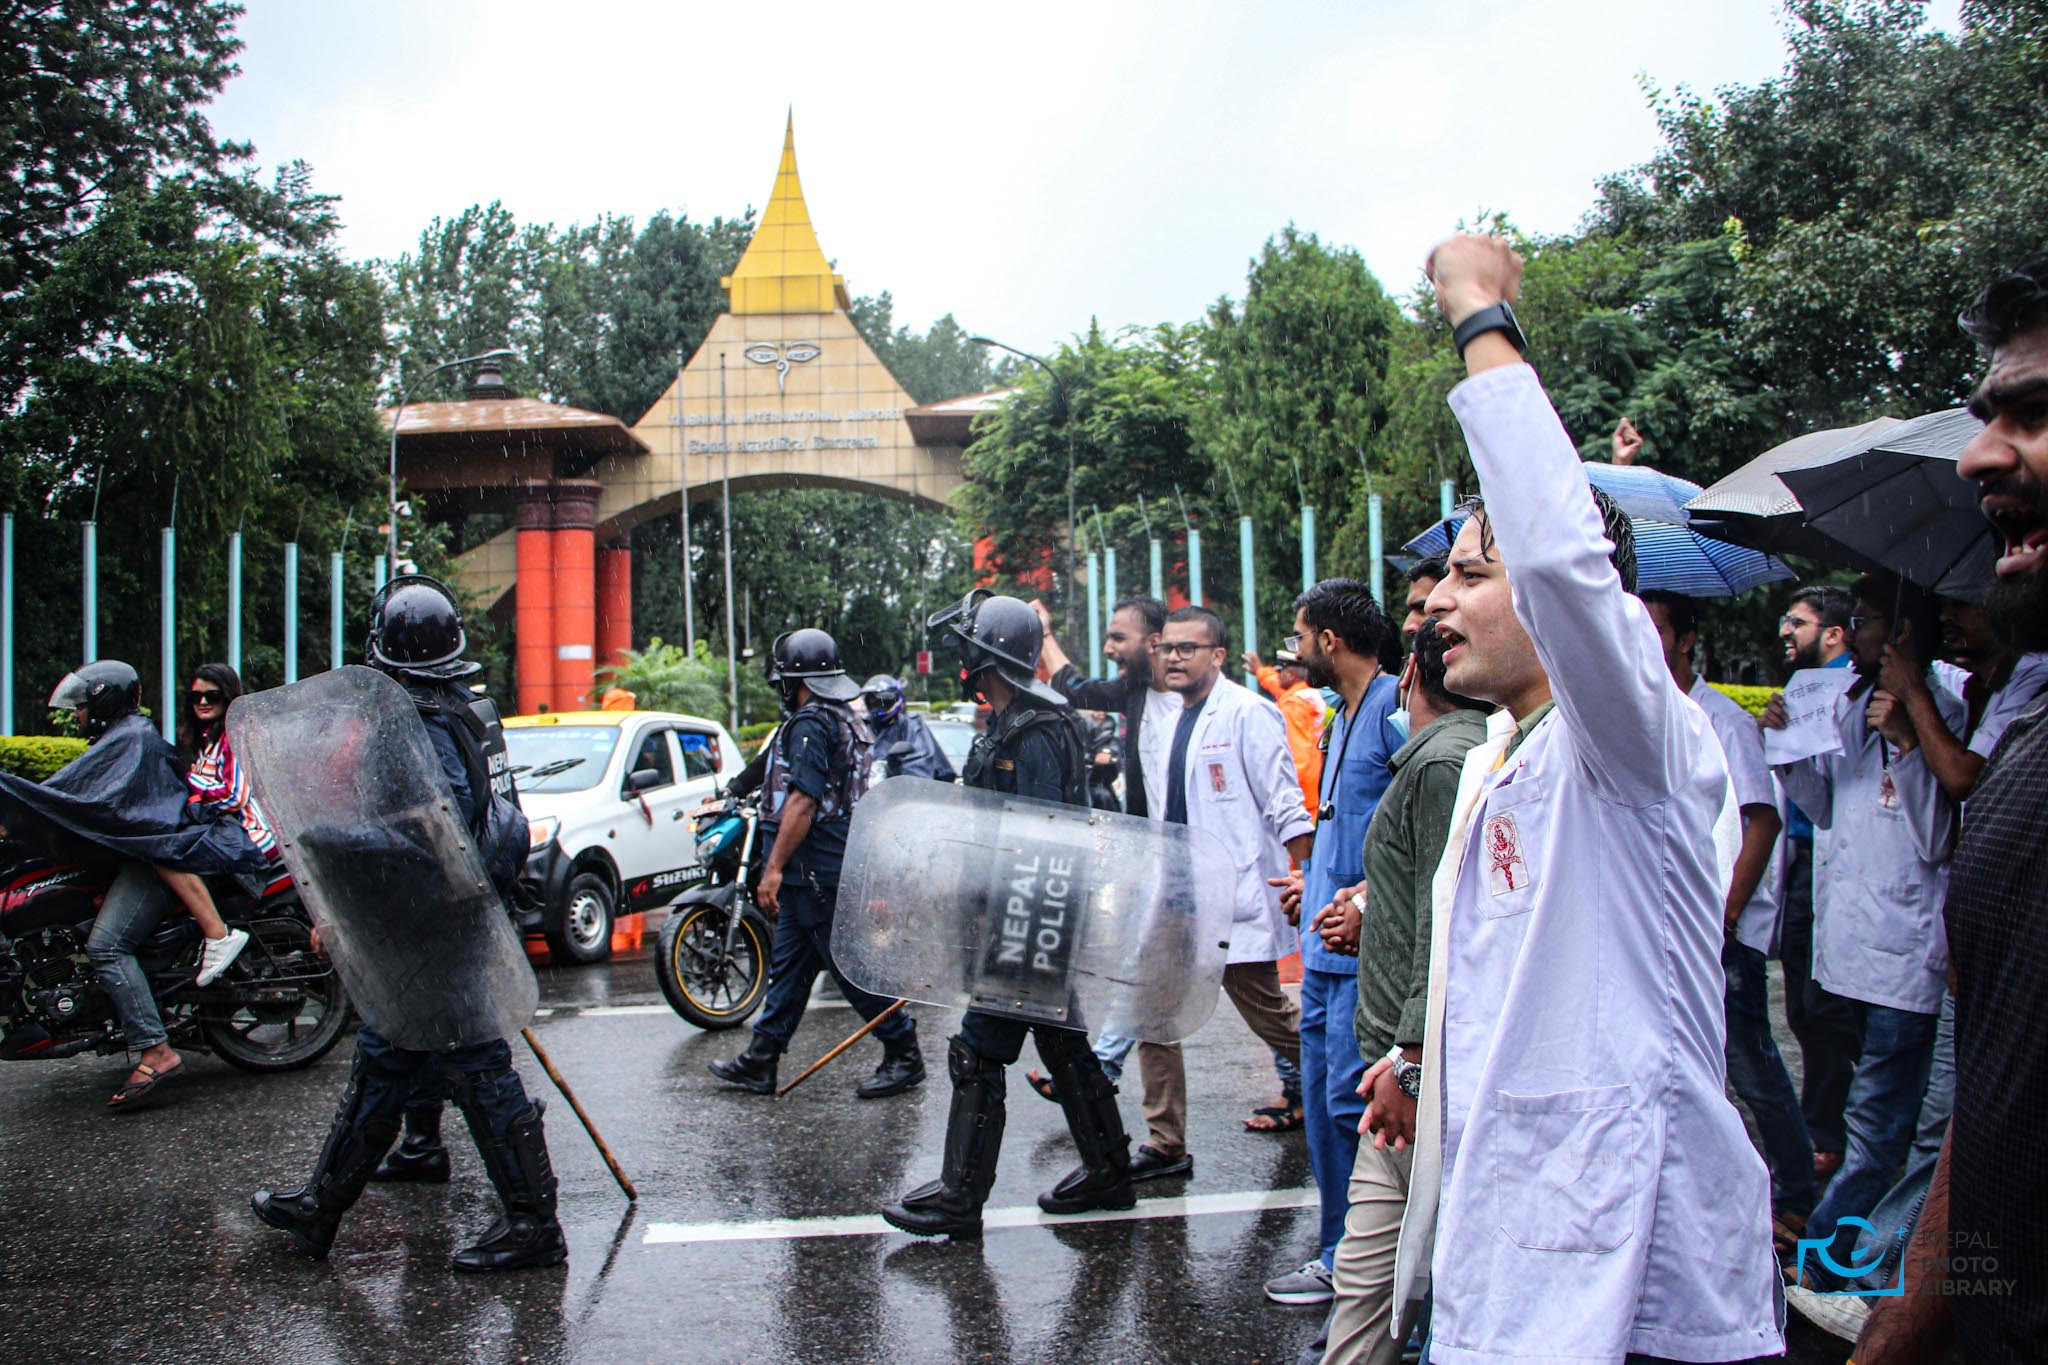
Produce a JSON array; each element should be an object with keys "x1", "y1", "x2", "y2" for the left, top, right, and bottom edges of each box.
[
  {"x1": 1025, "y1": 1069, "x2": 1060, "y2": 1103},
  {"x1": 1772, "y1": 1211, "x2": 1809, "y2": 1255},
  {"x1": 107, "y1": 1059, "x2": 185, "y2": 1111},
  {"x1": 1244, "y1": 1104, "x2": 1305, "y2": 1132}
]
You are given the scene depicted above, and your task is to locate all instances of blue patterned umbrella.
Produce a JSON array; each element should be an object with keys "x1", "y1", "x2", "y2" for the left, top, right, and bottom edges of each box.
[{"x1": 1402, "y1": 463, "x2": 1793, "y2": 597}]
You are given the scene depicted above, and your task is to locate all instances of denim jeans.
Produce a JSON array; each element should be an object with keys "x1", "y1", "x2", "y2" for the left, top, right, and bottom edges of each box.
[
  {"x1": 1777, "y1": 840, "x2": 1861, "y2": 1154},
  {"x1": 1841, "y1": 991, "x2": 1956, "y2": 1291},
  {"x1": 1302, "y1": 968, "x2": 1366, "y2": 1265},
  {"x1": 85, "y1": 863, "x2": 170, "y2": 1052},
  {"x1": 753, "y1": 881, "x2": 912, "y2": 1050},
  {"x1": 1722, "y1": 940, "x2": 1817, "y2": 1215},
  {"x1": 1803, "y1": 999, "x2": 1938, "y2": 1258}
]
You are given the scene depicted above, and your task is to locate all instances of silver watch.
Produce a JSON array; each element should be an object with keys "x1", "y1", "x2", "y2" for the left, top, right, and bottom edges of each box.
[{"x1": 1393, "y1": 1057, "x2": 1422, "y2": 1099}]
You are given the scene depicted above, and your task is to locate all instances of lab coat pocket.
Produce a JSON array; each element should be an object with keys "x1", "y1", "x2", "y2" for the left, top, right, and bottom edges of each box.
[
  {"x1": 1490, "y1": 1084, "x2": 1636, "y2": 1253},
  {"x1": 1476, "y1": 777, "x2": 1546, "y2": 919}
]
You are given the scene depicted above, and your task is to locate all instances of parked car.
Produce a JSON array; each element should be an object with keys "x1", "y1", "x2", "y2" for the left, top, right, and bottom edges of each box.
[
  {"x1": 505, "y1": 709, "x2": 744, "y2": 964},
  {"x1": 925, "y1": 717, "x2": 978, "y2": 781}
]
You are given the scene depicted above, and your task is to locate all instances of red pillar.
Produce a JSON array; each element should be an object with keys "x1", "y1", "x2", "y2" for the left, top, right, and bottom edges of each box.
[
  {"x1": 514, "y1": 486, "x2": 555, "y2": 716},
  {"x1": 550, "y1": 481, "x2": 600, "y2": 714},
  {"x1": 596, "y1": 537, "x2": 633, "y2": 672}
]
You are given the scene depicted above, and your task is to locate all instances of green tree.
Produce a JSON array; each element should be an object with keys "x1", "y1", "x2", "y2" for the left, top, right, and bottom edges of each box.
[{"x1": 847, "y1": 292, "x2": 1008, "y2": 405}]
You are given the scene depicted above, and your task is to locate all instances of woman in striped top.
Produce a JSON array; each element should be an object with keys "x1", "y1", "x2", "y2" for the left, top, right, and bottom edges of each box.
[{"x1": 157, "y1": 664, "x2": 273, "y2": 985}]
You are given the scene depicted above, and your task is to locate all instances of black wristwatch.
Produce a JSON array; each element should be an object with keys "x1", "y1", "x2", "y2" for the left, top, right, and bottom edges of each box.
[
  {"x1": 1393, "y1": 1057, "x2": 1423, "y2": 1099},
  {"x1": 1451, "y1": 301, "x2": 1527, "y2": 358}
]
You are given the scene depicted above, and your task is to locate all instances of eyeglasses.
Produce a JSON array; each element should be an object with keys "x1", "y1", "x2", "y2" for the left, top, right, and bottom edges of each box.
[
  {"x1": 1283, "y1": 632, "x2": 1305, "y2": 652},
  {"x1": 1848, "y1": 615, "x2": 1883, "y2": 633},
  {"x1": 188, "y1": 689, "x2": 226, "y2": 706},
  {"x1": 1153, "y1": 641, "x2": 1218, "y2": 660},
  {"x1": 1778, "y1": 615, "x2": 1819, "y2": 632}
]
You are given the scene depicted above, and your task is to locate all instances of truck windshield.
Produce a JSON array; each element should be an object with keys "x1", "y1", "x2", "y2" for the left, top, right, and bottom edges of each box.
[{"x1": 506, "y1": 727, "x2": 618, "y2": 793}]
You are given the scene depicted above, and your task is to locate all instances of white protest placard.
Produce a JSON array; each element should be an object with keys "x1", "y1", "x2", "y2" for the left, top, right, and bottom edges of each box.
[{"x1": 1763, "y1": 668, "x2": 1857, "y2": 765}]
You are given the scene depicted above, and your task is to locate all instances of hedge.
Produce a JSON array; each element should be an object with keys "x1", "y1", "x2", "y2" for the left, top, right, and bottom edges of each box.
[
  {"x1": 0, "y1": 736, "x2": 89, "y2": 781},
  {"x1": 1710, "y1": 683, "x2": 1775, "y2": 719}
]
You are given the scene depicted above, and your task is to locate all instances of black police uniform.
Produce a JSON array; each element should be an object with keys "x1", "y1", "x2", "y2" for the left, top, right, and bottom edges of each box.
[
  {"x1": 883, "y1": 612, "x2": 1137, "y2": 1239},
  {"x1": 252, "y1": 577, "x2": 566, "y2": 1273}
]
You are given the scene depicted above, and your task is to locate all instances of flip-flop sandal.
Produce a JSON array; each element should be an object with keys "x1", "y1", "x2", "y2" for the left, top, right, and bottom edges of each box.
[
  {"x1": 107, "y1": 1060, "x2": 184, "y2": 1111},
  {"x1": 1244, "y1": 1104, "x2": 1304, "y2": 1132},
  {"x1": 1025, "y1": 1069, "x2": 1060, "y2": 1102}
]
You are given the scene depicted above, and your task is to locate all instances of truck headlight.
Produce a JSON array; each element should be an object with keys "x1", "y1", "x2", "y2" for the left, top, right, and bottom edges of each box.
[{"x1": 528, "y1": 816, "x2": 559, "y2": 849}]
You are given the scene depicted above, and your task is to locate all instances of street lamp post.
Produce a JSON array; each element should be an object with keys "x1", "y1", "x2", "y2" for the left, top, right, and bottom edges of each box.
[
  {"x1": 972, "y1": 336, "x2": 1077, "y2": 644},
  {"x1": 387, "y1": 347, "x2": 517, "y2": 569}
]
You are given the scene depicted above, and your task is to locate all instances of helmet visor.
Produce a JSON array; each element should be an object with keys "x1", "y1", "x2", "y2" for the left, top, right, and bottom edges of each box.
[{"x1": 48, "y1": 672, "x2": 89, "y2": 712}]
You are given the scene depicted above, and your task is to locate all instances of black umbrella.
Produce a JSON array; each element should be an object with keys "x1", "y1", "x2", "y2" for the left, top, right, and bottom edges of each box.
[
  {"x1": 1685, "y1": 417, "x2": 1901, "y2": 568},
  {"x1": 1776, "y1": 408, "x2": 1992, "y2": 596}
]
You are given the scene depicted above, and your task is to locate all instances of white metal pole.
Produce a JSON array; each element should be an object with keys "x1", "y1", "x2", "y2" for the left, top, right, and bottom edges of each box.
[
  {"x1": 84, "y1": 521, "x2": 99, "y2": 665},
  {"x1": 159, "y1": 525, "x2": 175, "y2": 741},
  {"x1": 224, "y1": 529, "x2": 239, "y2": 674},
  {"x1": 283, "y1": 543, "x2": 299, "y2": 685},
  {"x1": 719, "y1": 356, "x2": 738, "y2": 731}
]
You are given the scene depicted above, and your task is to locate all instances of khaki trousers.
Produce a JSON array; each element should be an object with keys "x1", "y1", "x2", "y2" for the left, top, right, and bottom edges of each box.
[
  {"x1": 1321, "y1": 1134, "x2": 1413, "y2": 1365},
  {"x1": 1135, "y1": 960, "x2": 1302, "y2": 1157}
]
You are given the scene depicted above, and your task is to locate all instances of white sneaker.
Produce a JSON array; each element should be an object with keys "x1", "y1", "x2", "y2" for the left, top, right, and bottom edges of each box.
[
  {"x1": 1264, "y1": 1257, "x2": 1335, "y2": 1305},
  {"x1": 195, "y1": 928, "x2": 249, "y2": 986},
  {"x1": 1785, "y1": 1283, "x2": 1871, "y2": 1343}
]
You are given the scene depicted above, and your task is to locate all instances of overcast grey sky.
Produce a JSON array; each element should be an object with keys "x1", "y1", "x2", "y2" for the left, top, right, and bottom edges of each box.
[{"x1": 206, "y1": 0, "x2": 1960, "y2": 356}]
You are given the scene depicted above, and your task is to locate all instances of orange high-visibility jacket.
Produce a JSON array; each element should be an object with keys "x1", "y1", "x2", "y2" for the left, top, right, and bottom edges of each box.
[{"x1": 1255, "y1": 665, "x2": 1327, "y2": 813}]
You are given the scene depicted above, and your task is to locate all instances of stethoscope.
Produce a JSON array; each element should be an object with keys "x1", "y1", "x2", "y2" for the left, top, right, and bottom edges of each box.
[{"x1": 1316, "y1": 700, "x2": 1362, "y2": 823}]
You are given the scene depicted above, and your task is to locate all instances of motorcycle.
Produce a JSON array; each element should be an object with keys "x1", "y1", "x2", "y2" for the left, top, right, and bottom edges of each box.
[
  {"x1": 0, "y1": 843, "x2": 352, "y2": 1073},
  {"x1": 653, "y1": 790, "x2": 772, "y2": 1030}
]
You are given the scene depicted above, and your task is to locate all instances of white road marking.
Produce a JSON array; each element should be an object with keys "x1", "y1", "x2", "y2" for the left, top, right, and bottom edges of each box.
[
  {"x1": 642, "y1": 1187, "x2": 1319, "y2": 1245},
  {"x1": 535, "y1": 998, "x2": 853, "y2": 1020}
]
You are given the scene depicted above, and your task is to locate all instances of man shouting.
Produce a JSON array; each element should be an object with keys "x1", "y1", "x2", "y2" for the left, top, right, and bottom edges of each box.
[{"x1": 1382, "y1": 235, "x2": 1782, "y2": 1363}]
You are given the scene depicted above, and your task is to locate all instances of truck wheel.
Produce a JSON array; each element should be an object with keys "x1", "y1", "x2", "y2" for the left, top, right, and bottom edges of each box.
[{"x1": 547, "y1": 871, "x2": 616, "y2": 965}]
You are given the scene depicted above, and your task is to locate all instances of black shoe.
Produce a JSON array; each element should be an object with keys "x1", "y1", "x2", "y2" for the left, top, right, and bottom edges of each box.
[
  {"x1": 1129, "y1": 1144, "x2": 1193, "y2": 1182},
  {"x1": 451, "y1": 1101, "x2": 568, "y2": 1272},
  {"x1": 884, "y1": 1035, "x2": 1004, "y2": 1240},
  {"x1": 251, "y1": 1051, "x2": 398, "y2": 1259},
  {"x1": 1038, "y1": 1161, "x2": 1136, "y2": 1214},
  {"x1": 856, "y1": 1027, "x2": 925, "y2": 1100},
  {"x1": 372, "y1": 1107, "x2": 450, "y2": 1183},
  {"x1": 708, "y1": 1034, "x2": 780, "y2": 1094},
  {"x1": 882, "y1": 1179, "x2": 985, "y2": 1241}
]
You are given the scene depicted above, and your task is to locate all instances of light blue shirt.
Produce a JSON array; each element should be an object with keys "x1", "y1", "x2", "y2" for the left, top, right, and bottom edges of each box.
[{"x1": 1299, "y1": 672, "x2": 1401, "y2": 975}]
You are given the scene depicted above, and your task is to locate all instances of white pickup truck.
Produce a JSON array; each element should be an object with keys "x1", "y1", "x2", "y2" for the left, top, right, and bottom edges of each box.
[{"x1": 504, "y1": 709, "x2": 745, "y2": 963}]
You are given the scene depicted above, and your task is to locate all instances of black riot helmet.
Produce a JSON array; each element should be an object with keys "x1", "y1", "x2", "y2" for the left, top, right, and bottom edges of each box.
[
  {"x1": 766, "y1": 628, "x2": 861, "y2": 711},
  {"x1": 366, "y1": 574, "x2": 480, "y2": 681},
  {"x1": 926, "y1": 590, "x2": 1065, "y2": 706},
  {"x1": 860, "y1": 674, "x2": 905, "y2": 726},
  {"x1": 49, "y1": 659, "x2": 142, "y2": 740}
]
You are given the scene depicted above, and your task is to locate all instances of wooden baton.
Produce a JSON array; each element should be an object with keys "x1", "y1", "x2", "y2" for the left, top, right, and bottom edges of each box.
[
  {"x1": 774, "y1": 998, "x2": 907, "y2": 1098},
  {"x1": 521, "y1": 1026, "x2": 637, "y2": 1202}
]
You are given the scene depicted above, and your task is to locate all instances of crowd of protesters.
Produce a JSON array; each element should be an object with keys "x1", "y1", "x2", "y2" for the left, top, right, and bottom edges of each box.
[{"x1": 1024, "y1": 239, "x2": 2048, "y2": 1364}]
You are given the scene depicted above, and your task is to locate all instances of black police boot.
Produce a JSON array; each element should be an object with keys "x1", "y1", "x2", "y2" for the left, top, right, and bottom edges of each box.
[
  {"x1": 452, "y1": 1102, "x2": 568, "y2": 1272},
  {"x1": 251, "y1": 1057, "x2": 400, "y2": 1259},
  {"x1": 855, "y1": 1021, "x2": 926, "y2": 1100},
  {"x1": 371, "y1": 1104, "x2": 450, "y2": 1183},
  {"x1": 708, "y1": 1032, "x2": 781, "y2": 1094},
  {"x1": 882, "y1": 1035, "x2": 1004, "y2": 1240},
  {"x1": 1035, "y1": 1029, "x2": 1135, "y2": 1215}
]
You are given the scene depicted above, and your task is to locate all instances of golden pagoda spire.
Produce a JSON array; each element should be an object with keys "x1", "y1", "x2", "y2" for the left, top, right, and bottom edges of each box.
[{"x1": 721, "y1": 111, "x2": 851, "y2": 315}]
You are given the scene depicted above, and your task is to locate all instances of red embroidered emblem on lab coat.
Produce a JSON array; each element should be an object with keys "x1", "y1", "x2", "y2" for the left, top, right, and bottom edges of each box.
[
  {"x1": 1208, "y1": 762, "x2": 1228, "y2": 794},
  {"x1": 1876, "y1": 769, "x2": 1900, "y2": 812},
  {"x1": 1483, "y1": 812, "x2": 1529, "y2": 895}
]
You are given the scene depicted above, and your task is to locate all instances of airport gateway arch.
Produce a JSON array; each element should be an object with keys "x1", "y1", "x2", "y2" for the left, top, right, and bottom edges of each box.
[{"x1": 397, "y1": 117, "x2": 986, "y2": 715}]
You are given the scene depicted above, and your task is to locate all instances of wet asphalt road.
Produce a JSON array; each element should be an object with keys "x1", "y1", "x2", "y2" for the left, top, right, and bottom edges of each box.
[{"x1": 0, "y1": 927, "x2": 1854, "y2": 1364}]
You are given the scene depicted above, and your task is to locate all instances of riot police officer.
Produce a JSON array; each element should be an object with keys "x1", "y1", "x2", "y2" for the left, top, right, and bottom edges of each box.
[
  {"x1": 882, "y1": 592, "x2": 1137, "y2": 1239},
  {"x1": 860, "y1": 673, "x2": 956, "y2": 782},
  {"x1": 708, "y1": 629, "x2": 925, "y2": 1099},
  {"x1": 251, "y1": 575, "x2": 566, "y2": 1272}
]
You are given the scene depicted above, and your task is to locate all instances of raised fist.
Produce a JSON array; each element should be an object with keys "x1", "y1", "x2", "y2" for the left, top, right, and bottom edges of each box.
[{"x1": 1425, "y1": 234, "x2": 1524, "y2": 327}]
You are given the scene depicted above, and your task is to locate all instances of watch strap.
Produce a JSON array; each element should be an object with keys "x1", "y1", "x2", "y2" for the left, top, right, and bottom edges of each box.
[{"x1": 1451, "y1": 301, "x2": 1526, "y2": 357}]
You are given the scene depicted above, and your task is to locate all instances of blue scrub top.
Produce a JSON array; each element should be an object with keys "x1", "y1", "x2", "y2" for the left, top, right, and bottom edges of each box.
[{"x1": 1299, "y1": 672, "x2": 1402, "y2": 975}]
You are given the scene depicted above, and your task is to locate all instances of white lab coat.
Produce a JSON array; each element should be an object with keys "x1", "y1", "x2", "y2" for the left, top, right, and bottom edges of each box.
[
  {"x1": 1773, "y1": 679, "x2": 1959, "y2": 1013},
  {"x1": 1391, "y1": 364, "x2": 1782, "y2": 1365},
  {"x1": 1159, "y1": 676, "x2": 1312, "y2": 963},
  {"x1": 1690, "y1": 676, "x2": 1787, "y2": 955}
]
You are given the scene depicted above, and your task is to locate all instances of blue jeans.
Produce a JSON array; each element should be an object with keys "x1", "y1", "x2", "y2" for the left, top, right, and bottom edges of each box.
[
  {"x1": 1842, "y1": 991, "x2": 1956, "y2": 1291},
  {"x1": 1301, "y1": 968, "x2": 1365, "y2": 1264},
  {"x1": 355, "y1": 1028, "x2": 533, "y2": 1140},
  {"x1": 1722, "y1": 940, "x2": 1817, "y2": 1215},
  {"x1": 753, "y1": 881, "x2": 912, "y2": 1050},
  {"x1": 1092, "y1": 1032, "x2": 1298, "y2": 1096},
  {"x1": 86, "y1": 864, "x2": 170, "y2": 1051},
  {"x1": 1803, "y1": 1000, "x2": 1938, "y2": 1258}
]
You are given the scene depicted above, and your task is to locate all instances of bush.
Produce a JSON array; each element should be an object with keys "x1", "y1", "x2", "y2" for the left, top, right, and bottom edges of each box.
[
  {"x1": 1710, "y1": 683, "x2": 1774, "y2": 719},
  {"x1": 736, "y1": 721, "x2": 779, "y2": 747},
  {"x1": 0, "y1": 736, "x2": 89, "y2": 781}
]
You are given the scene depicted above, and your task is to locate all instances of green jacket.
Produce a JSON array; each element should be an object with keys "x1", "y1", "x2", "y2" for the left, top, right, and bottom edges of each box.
[{"x1": 1353, "y1": 707, "x2": 1491, "y2": 1060}]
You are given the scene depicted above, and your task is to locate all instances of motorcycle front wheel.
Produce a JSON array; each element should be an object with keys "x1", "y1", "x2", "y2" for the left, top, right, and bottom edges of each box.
[
  {"x1": 656, "y1": 900, "x2": 771, "y2": 1030},
  {"x1": 201, "y1": 915, "x2": 353, "y2": 1072}
]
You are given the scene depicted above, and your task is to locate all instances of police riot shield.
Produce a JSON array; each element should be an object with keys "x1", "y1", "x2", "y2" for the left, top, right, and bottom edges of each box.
[
  {"x1": 830, "y1": 779, "x2": 1234, "y2": 1042},
  {"x1": 227, "y1": 666, "x2": 537, "y2": 1051}
]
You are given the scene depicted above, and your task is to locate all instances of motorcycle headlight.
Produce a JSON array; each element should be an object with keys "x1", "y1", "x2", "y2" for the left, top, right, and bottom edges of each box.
[{"x1": 528, "y1": 815, "x2": 559, "y2": 849}]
